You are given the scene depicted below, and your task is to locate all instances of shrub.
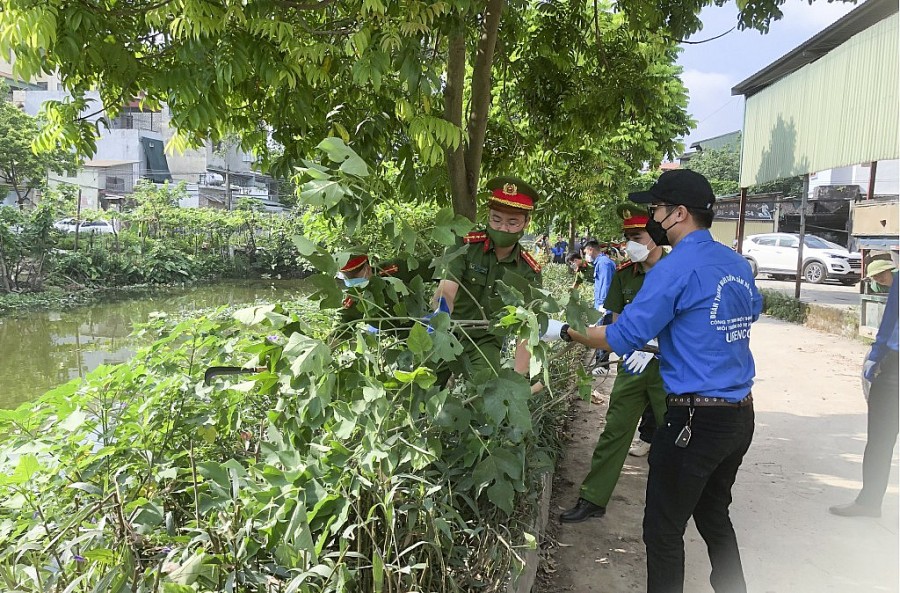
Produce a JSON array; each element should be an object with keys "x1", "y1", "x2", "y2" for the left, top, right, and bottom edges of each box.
[{"x1": 761, "y1": 289, "x2": 808, "y2": 323}]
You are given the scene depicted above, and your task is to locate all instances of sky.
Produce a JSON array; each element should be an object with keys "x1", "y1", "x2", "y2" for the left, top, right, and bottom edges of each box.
[{"x1": 677, "y1": 0, "x2": 860, "y2": 147}]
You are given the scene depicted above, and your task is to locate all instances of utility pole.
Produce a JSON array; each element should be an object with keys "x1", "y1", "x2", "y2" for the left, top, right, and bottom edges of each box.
[
  {"x1": 225, "y1": 166, "x2": 232, "y2": 211},
  {"x1": 74, "y1": 188, "x2": 82, "y2": 252},
  {"x1": 793, "y1": 174, "x2": 810, "y2": 300}
]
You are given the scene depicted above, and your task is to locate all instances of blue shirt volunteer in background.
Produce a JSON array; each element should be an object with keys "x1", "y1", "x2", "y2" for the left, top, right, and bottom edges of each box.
[
  {"x1": 558, "y1": 170, "x2": 760, "y2": 593},
  {"x1": 830, "y1": 262, "x2": 899, "y2": 519}
]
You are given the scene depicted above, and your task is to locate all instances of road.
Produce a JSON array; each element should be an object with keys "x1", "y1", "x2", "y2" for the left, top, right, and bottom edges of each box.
[
  {"x1": 756, "y1": 277, "x2": 861, "y2": 309},
  {"x1": 541, "y1": 316, "x2": 898, "y2": 593}
]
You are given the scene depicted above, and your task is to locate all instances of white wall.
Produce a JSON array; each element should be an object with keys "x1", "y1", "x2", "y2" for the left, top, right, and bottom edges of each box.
[
  {"x1": 809, "y1": 159, "x2": 900, "y2": 198},
  {"x1": 48, "y1": 169, "x2": 100, "y2": 210}
]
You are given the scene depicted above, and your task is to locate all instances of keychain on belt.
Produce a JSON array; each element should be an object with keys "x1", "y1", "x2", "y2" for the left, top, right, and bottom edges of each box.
[{"x1": 675, "y1": 407, "x2": 694, "y2": 448}]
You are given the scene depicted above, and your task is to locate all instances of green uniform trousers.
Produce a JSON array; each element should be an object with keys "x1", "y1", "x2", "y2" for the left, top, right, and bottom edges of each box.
[{"x1": 580, "y1": 359, "x2": 668, "y2": 508}]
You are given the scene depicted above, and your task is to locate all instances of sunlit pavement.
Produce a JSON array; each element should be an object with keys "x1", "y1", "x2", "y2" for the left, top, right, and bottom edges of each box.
[{"x1": 755, "y1": 277, "x2": 861, "y2": 308}]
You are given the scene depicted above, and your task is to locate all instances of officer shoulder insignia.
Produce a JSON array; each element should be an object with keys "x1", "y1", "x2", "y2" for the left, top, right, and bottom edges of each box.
[
  {"x1": 520, "y1": 249, "x2": 542, "y2": 273},
  {"x1": 342, "y1": 296, "x2": 355, "y2": 309},
  {"x1": 463, "y1": 231, "x2": 488, "y2": 244},
  {"x1": 379, "y1": 264, "x2": 400, "y2": 277}
]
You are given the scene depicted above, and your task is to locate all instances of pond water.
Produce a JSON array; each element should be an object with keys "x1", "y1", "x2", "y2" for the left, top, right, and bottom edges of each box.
[{"x1": 0, "y1": 280, "x2": 311, "y2": 409}]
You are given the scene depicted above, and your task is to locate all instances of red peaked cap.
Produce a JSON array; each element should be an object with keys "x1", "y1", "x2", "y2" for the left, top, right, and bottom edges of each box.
[
  {"x1": 617, "y1": 203, "x2": 649, "y2": 230},
  {"x1": 485, "y1": 176, "x2": 539, "y2": 212},
  {"x1": 340, "y1": 254, "x2": 369, "y2": 273}
]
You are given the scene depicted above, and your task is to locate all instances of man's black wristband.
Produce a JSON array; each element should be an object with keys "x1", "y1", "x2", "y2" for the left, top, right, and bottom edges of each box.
[{"x1": 560, "y1": 323, "x2": 572, "y2": 342}]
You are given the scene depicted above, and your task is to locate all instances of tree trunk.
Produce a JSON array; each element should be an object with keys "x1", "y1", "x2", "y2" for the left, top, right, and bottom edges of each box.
[
  {"x1": 444, "y1": 28, "x2": 472, "y2": 221},
  {"x1": 568, "y1": 220, "x2": 576, "y2": 255},
  {"x1": 444, "y1": 0, "x2": 504, "y2": 222},
  {"x1": 0, "y1": 241, "x2": 12, "y2": 293},
  {"x1": 463, "y1": 0, "x2": 504, "y2": 206}
]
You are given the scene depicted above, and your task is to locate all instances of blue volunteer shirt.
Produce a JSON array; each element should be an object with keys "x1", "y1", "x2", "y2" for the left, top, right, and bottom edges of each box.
[
  {"x1": 867, "y1": 271, "x2": 899, "y2": 364},
  {"x1": 593, "y1": 254, "x2": 616, "y2": 311},
  {"x1": 606, "y1": 229, "x2": 763, "y2": 400}
]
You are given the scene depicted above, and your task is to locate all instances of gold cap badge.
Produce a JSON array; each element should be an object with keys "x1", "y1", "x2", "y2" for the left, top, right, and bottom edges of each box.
[{"x1": 502, "y1": 183, "x2": 518, "y2": 196}]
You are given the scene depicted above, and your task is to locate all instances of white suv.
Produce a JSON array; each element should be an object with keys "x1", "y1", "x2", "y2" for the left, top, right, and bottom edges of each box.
[{"x1": 741, "y1": 233, "x2": 861, "y2": 285}]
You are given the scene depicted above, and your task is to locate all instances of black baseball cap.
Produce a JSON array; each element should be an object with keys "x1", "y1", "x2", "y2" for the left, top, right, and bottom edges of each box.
[{"x1": 628, "y1": 169, "x2": 716, "y2": 210}]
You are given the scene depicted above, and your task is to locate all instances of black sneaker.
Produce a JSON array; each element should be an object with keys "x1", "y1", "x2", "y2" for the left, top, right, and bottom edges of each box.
[{"x1": 559, "y1": 498, "x2": 606, "y2": 523}]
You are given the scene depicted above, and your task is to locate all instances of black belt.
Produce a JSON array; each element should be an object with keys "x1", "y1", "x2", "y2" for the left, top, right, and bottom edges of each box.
[{"x1": 668, "y1": 393, "x2": 753, "y2": 408}]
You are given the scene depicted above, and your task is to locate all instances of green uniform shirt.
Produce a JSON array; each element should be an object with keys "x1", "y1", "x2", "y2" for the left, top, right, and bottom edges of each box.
[
  {"x1": 603, "y1": 251, "x2": 668, "y2": 314},
  {"x1": 443, "y1": 231, "x2": 542, "y2": 327},
  {"x1": 336, "y1": 257, "x2": 433, "y2": 335},
  {"x1": 573, "y1": 261, "x2": 594, "y2": 287}
]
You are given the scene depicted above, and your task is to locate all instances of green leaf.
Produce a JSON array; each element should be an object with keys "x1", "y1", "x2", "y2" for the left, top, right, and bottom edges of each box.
[
  {"x1": 59, "y1": 409, "x2": 87, "y2": 431},
  {"x1": 284, "y1": 332, "x2": 332, "y2": 376},
  {"x1": 480, "y1": 370, "x2": 531, "y2": 428},
  {"x1": 3, "y1": 454, "x2": 42, "y2": 485},
  {"x1": 393, "y1": 366, "x2": 437, "y2": 389},
  {"x1": 406, "y1": 322, "x2": 432, "y2": 358},
  {"x1": 487, "y1": 477, "x2": 515, "y2": 514}
]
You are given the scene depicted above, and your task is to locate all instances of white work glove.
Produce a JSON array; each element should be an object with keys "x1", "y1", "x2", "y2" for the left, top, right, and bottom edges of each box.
[
  {"x1": 623, "y1": 350, "x2": 655, "y2": 375},
  {"x1": 541, "y1": 319, "x2": 565, "y2": 342}
]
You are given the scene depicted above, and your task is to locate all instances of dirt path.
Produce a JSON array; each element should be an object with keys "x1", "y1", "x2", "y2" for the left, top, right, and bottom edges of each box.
[{"x1": 538, "y1": 316, "x2": 899, "y2": 593}]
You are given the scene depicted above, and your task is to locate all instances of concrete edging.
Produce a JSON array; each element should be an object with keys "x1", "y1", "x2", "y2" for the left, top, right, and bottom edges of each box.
[{"x1": 508, "y1": 471, "x2": 553, "y2": 593}]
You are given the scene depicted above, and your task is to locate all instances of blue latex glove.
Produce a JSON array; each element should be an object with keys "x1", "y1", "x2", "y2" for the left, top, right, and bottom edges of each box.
[
  {"x1": 424, "y1": 297, "x2": 451, "y2": 333},
  {"x1": 364, "y1": 324, "x2": 380, "y2": 335},
  {"x1": 863, "y1": 359, "x2": 879, "y2": 382}
]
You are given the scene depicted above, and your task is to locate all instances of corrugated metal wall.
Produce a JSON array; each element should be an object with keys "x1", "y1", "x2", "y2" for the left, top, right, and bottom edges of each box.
[
  {"x1": 710, "y1": 220, "x2": 775, "y2": 246},
  {"x1": 739, "y1": 13, "x2": 899, "y2": 187}
]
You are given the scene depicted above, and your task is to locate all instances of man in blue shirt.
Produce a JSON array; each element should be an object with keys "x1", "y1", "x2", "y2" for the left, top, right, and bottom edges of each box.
[
  {"x1": 584, "y1": 239, "x2": 616, "y2": 313},
  {"x1": 830, "y1": 261, "x2": 898, "y2": 518},
  {"x1": 556, "y1": 170, "x2": 761, "y2": 593},
  {"x1": 584, "y1": 239, "x2": 616, "y2": 369}
]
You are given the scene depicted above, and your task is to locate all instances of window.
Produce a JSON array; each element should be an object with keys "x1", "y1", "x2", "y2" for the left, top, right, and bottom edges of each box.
[
  {"x1": 777, "y1": 237, "x2": 798, "y2": 248},
  {"x1": 803, "y1": 236, "x2": 831, "y2": 249},
  {"x1": 755, "y1": 236, "x2": 777, "y2": 246},
  {"x1": 36, "y1": 81, "x2": 48, "y2": 91}
]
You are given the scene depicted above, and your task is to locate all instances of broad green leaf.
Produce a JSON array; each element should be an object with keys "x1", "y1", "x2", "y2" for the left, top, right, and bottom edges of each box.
[
  {"x1": 487, "y1": 477, "x2": 515, "y2": 514},
  {"x1": 406, "y1": 322, "x2": 432, "y2": 357},
  {"x1": 58, "y1": 409, "x2": 88, "y2": 431},
  {"x1": 284, "y1": 332, "x2": 332, "y2": 376},
  {"x1": 4, "y1": 454, "x2": 41, "y2": 485},
  {"x1": 393, "y1": 366, "x2": 437, "y2": 389}
]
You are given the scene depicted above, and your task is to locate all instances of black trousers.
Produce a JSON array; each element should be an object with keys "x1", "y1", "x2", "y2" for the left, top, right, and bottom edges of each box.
[
  {"x1": 644, "y1": 403, "x2": 754, "y2": 593},
  {"x1": 638, "y1": 404, "x2": 658, "y2": 443},
  {"x1": 857, "y1": 353, "x2": 900, "y2": 509}
]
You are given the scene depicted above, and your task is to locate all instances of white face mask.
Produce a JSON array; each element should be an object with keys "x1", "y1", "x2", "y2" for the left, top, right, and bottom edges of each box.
[{"x1": 625, "y1": 240, "x2": 652, "y2": 263}]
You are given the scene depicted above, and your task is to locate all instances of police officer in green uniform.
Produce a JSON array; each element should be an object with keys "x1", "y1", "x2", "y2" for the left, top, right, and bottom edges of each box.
[
  {"x1": 334, "y1": 253, "x2": 433, "y2": 340},
  {"x1": 432, "y1": 177, "x2": 543, "y2": 380},
  {"x1": 567, "y1": 251, "x2": 595, "y2": 290},
  {"x1": 559, "y1": 203, "x2": 668, "y2": 522}
]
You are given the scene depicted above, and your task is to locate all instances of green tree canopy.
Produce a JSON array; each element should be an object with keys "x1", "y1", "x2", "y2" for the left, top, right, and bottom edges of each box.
[
  {"x1": 0, "y1": 0, "x2": 838, "y2": 220},
  {"x1": 0, "y1": 89, "x2": 77, "y2": 207}
]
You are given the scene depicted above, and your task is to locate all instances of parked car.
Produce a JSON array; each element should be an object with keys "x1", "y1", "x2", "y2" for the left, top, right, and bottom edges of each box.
[
  {"x1": 53, "y1": 218, "x2": 79, "y2": 232},
  {"x1": 741, "y1": 232, "x2": 862, "y2": 285},
  {"x1": 78, "y1": 220, "x2": 116, "y2": 235},
  {"x1": 53, "y1": 219, "x2": 116, "y2": 235}
]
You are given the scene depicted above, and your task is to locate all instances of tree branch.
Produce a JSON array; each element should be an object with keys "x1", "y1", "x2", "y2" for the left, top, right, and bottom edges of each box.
[
  {"x1": 444, "y1": 28, "x2": 471, "y2": 221},
  {"x1": 464, "y1": 0, "x2": 504, "y2": 200}
]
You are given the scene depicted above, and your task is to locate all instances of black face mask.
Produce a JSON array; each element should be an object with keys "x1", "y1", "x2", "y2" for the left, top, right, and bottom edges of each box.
[{"x1": 645, "y1": 207, "x2": 678, "y2": 247}]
